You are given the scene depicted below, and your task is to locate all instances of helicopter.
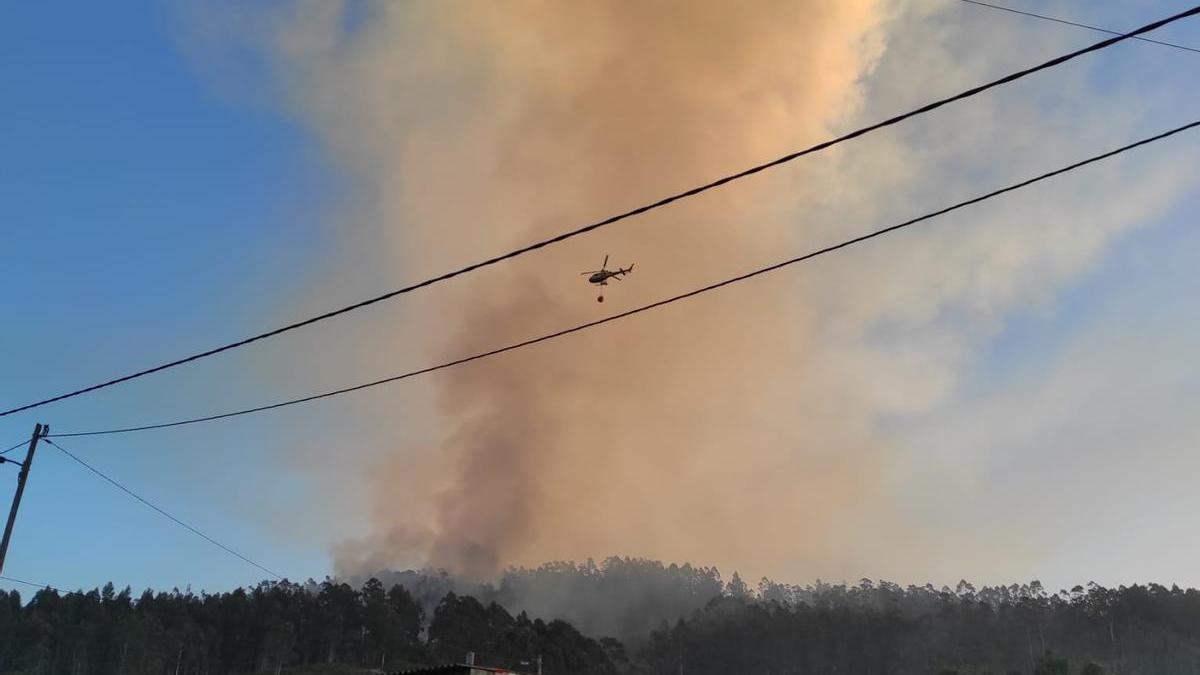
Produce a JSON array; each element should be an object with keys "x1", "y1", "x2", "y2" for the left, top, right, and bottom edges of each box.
[{"x1": 580, "y1": 254, "x2": 633, "y2": 302}]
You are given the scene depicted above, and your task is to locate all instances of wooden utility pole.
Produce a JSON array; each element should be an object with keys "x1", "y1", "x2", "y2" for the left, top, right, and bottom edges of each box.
[{"x1": 0, "y1": 423, "x2": 47, "y2": 575}]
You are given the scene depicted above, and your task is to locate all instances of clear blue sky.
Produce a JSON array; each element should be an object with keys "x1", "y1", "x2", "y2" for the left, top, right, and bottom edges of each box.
[
  {"x1": 0, "y1": 1, "x2": 339, "y2": 593},
  {"x1": 2, "y1": 1, "x2": 1200, "y2": 596}
]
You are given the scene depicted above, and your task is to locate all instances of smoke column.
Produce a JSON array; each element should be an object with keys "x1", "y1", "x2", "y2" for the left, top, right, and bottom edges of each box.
[
  {"x1": 265, "y1": 0, "x2": 890, "y2": 579},
  {"x1": 233, "y1": 0, "x2": 1193, "y2": 584}
]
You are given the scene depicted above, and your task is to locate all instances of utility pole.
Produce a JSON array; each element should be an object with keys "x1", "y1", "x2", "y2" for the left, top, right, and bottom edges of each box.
[{"x1": 0, "y1": 423, "x2": 47, "y2": 575}]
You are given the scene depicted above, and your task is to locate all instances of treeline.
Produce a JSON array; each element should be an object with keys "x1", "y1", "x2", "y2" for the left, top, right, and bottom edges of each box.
[
  {"x1": 366, "y1": 558, "x2": 1200, "y2": 673},
  {"x1": 643, "y1": 579, "x2": 1200, "y2": 674},
  {"x1": 5, "y1": 566, "x2": 1200, "y2": 675},
  {"x1": 354, "y1": 557, "x2": 726, "y2": 643},
  {"x1": 0, "y1": 579, "x2": 619, "y2": 675}
]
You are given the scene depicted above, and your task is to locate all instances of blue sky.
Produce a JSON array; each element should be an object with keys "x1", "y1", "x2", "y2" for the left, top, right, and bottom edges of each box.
[
  {"x1": 2, "y1": 0, "x2": 1200, "y2": 596},
  {"x1": 0, "y1": 1, "x2": 338, "y2": 592}
]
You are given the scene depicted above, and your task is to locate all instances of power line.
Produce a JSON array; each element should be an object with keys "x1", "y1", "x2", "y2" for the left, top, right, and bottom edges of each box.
[
  {"x1": 958, "y1": 0, "x2": 1200, "y2": 54},
  {"x1": 44, "y1": 439, "x2": 283, "y2": 580},
  {"x1": 4, "y1": 4, "x2": 1198, "y2": 420},
  {"x1": 0, "y1": 441, "x2": 26, "y2": 455},
  {"x1": 49, "y1": 118, "x2": 1200, "y2": 439},
  {"x1": 0, "y1": 575, "x2": 60, "y2": 592}
]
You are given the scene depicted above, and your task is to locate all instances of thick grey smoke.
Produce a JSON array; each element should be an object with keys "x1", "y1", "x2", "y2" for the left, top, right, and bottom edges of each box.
[
  {"x1": 194, "y1": 0, "x2": 1198, "y2": 586},
  {"x1": 267, "y1": 0, "x2": 894, "y2": 580}
]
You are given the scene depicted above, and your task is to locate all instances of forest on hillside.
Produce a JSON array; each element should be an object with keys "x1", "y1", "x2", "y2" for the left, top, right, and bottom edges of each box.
[{"x1": 4, "y1": 558, "x2": 1200, "y2": 675}]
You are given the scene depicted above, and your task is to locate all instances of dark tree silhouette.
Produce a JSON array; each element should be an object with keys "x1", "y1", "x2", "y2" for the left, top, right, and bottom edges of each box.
[{"x1": 4, "y1": 571, "x2": 1200, "y2": 675}]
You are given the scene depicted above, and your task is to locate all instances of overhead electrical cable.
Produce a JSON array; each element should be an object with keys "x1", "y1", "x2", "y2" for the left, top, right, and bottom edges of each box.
[
  {"x1": 0, "y1": 575, "x2": 60, "y2": 592},
  {"x1": 0, "y1": 440, "x2": 26, "y2": 455},
  {"x1": 957, "y1": 0, "x2": 1200, "y2": 54},
  {"x1": 48, "y1": 118, "x2": 1200, "y2": 439},
  {"x1": 44, "y1": 438, "x2": 283, "y2": 580},
  {"x1": 4, "y1": 3, "x2": 1199, "y2": 419}
]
